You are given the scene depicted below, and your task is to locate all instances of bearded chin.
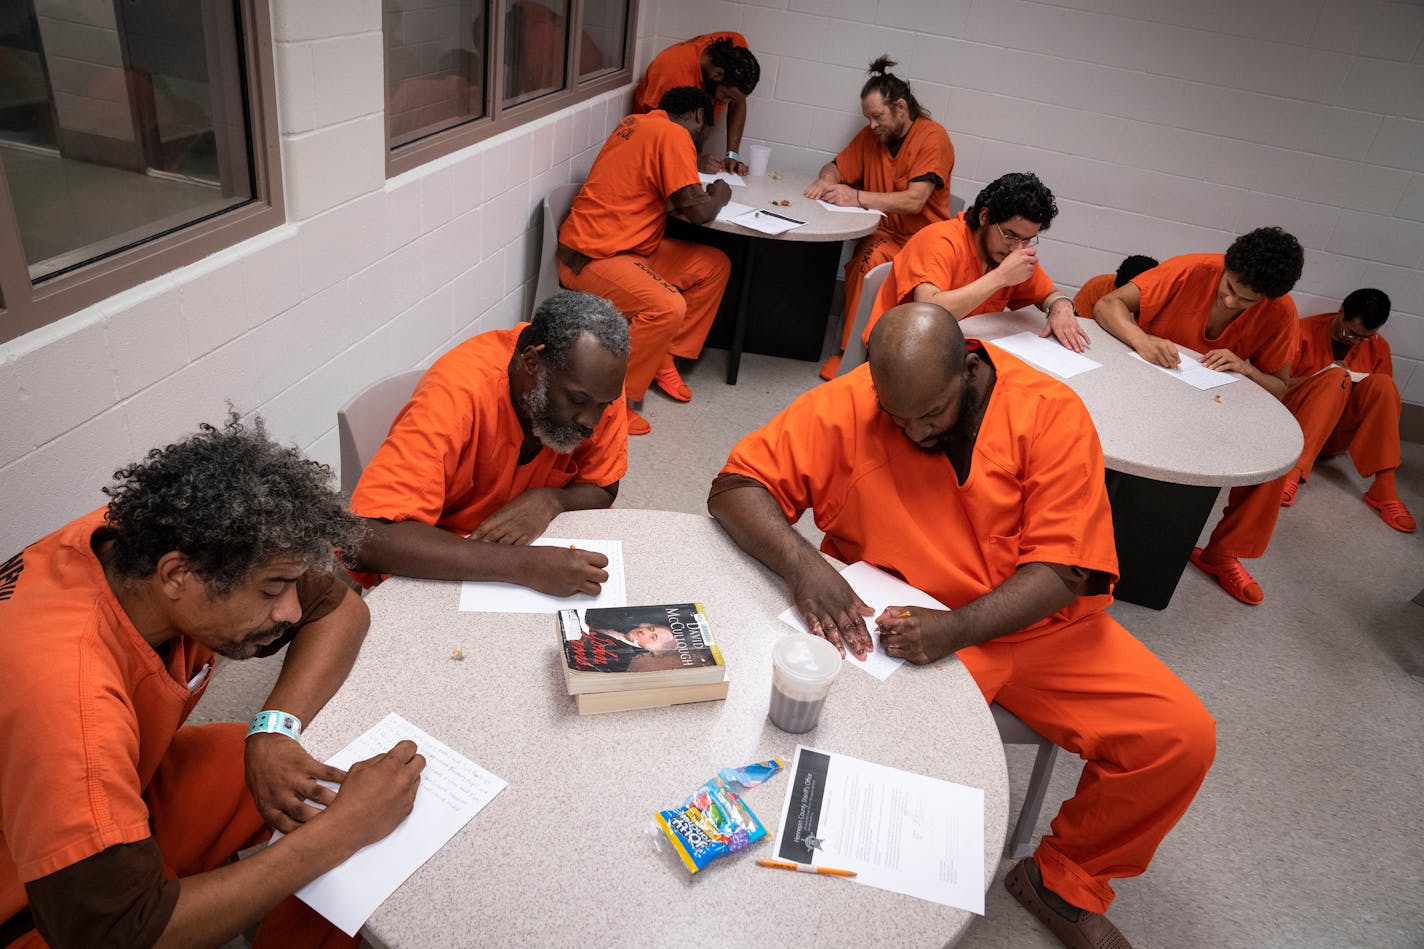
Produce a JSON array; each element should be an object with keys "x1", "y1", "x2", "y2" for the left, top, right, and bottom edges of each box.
[{"x1": 521, "y1": 373, "x2": 591, "y2": 454}]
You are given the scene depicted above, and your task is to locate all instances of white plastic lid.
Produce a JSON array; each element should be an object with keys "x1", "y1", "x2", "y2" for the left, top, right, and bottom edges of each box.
[{"x1": 772, "y1": 634, "x2": 843, "y2": 686}]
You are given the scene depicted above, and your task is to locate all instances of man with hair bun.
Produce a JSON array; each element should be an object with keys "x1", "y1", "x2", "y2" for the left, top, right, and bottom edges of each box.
[
  {"x1": 1281, "y1": 288, "x2": 1412, "y2": 532},
  {"x1": 0, "y1": 414, "x2": 423, "y2": 948},
  {"x1": 1093, "y1": 226, "x2": 1306, "y2": 604},
  {"x1": 558, "y1": 88, "x2": 732, "y2": 430},
  {"x1": 633, "y1": 33, "x2": 759, "y2": 173},
  {"x1": 863, "y1": 171, "x2": 1089, "y2": 352},
  {"x1": 808, "y1": 55, "x2": 956, "y2": 380},
  {"x1": 350, "y1": 291, "x2": 631, "y2": 590}
]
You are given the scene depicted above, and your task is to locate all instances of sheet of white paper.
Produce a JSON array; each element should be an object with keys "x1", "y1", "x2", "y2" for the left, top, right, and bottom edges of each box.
[
  {"x1": 698, "y1": 171, "x2": 746, "y2": 187},
  {"x1": 289, "y1": 713, "x2": 506, "y2": 936},
  {"x1": 988, "y1": 331, "x2": 1102, "y2": 379},
  {"x1": 777, "y1": 562, "x2": 949, "y2": 681},
  {"x1": 728, "y1": 207, "x2": 805, "y2": 235},
  {"x1": 458, "y1": 537, "x2": 625, "y2": 612},
  {"x1": 1129, "y1": 351, "x2": 1238, "y2": 390},
  {"x1": 1312, "y1": 363, "x2": 1368, "y2": 383},
  {"x1": 772, "y1": 745, "x2": 985, "y2": 913},
  {"x1": 816, "y1": 199, "x2": 884, "y2": 218},
  {"x1": 714, "y1": 200, "x2": 757, "y2": 222}
]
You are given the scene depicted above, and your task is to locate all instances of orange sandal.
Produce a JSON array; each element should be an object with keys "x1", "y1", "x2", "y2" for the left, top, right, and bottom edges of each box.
[
  {"x1": 653, "y1": 363, "x2": 691, "y2": 402},
  {"x1": 1190, "y1": 547, "x2": 1263, "y2": 605},
  {"x1": 1364, "y1": 493, "x2": 1416, "y2": 533}
]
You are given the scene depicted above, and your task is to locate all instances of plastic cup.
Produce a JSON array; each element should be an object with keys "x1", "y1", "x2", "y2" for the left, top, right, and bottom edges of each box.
[
  {"x1": 768, "y1": 634, "x2": 842, "y2": 733},
  {"x1": 747, "y1": 144, "x2": 772, "y2": 178}
]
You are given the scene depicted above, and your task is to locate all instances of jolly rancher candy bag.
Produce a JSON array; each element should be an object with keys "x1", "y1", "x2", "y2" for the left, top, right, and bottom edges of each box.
[{"x1": 652, "y1": 759, "x2": 783, "y2": 873}]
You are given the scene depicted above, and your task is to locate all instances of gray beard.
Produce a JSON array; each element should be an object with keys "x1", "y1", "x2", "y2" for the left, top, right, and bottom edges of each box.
[{"x1": 521, "y1": 371, "x2": 591, "y2": 454}]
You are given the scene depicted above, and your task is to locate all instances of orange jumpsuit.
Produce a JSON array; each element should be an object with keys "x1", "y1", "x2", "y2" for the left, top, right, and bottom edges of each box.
[
  {"x1": 1130, "y1": 254, "x2": 1299, "y2": 560},
  {"x1": 1285, "y1": 312, "x2": 1399, "y2": 484},
  {"x1": 0, "y1": 511, "x2": 347, "y2": 948},
  {"x1": 720, "y1": 347, "x2": 1215, "y2": 914},
  {"x1": 632, "y1": 32, "x2": 747, "y2": 117},
  {"x1": 558, "y1": 111, "x2": 731, "y2": 401},
  {"x1": 1073, "y1": 272, "x2": 1115, "y2": 320},
  {"x1": 831, "y1": 118, "x2": 955, "y2": 350},
  {"x1": 868, "y1": 212, "x2": 1055, "y2": 342},
  {"x1": 349, "y1": 325, "x2": 627, "y2": 580}
]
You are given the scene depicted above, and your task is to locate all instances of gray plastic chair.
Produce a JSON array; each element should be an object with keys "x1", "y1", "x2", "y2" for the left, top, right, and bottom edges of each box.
[
  {"x1": 336, "y1": 368, "x2": 425, "y2": 496},
  {"x1": 531, "y1": 182, "x2": 583, "y2": 312},
  {"x1": 836, "y1": 261, "x2": 892, "y2": 377},
  {"x1": 991, "y1": 702, "x2": 1059, "y2": 860}
]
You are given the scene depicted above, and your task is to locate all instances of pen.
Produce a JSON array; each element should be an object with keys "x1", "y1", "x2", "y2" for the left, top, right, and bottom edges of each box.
[
  {"x1": 756, "y1": 859, "x2": 857, "y2": 877},
  {"x1": 756, "y1": 209, "x2": 805, "y2": 225}
]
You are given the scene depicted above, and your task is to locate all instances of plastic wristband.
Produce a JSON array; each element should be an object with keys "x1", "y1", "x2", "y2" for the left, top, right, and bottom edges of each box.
[
  {"x1": 726, "y1": 150, "x2": 740, "y2": 161},
  {"x1": 246, "y1": 709, "x2": 302, "y2": 741}
]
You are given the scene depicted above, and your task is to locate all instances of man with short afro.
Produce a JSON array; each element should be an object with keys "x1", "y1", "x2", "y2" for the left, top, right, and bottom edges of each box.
[{"x1": 633, "y1": 32, "x2": 760, "y2": 174}]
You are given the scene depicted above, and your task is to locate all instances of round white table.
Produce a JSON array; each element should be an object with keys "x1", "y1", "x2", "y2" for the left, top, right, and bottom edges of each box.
[
  {"x1": 303, "y1": 509, "x2": 1008, "y2": 948},
  {"x1": 693, "y1": 175, "x2": 881, "y2": 384},
  {"x1": 960, "y1": 311, "x2": 1304, "y2": 608}
]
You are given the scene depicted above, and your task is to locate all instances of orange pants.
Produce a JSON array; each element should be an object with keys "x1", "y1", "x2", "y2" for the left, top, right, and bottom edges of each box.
[
  {"x1": 5, "y1": 724, "x2": 351, "y2": 949},
  {"x1": 837, "y1": 228, "x2": 904, "y2": 350},
  {"x1": 1285, "y1": 368, "x2": 1401, "y2": 482},
  {"x1": 1201, "y1": 473, "x2": 1287, "y2": 561},
  {"x1": 559, "y1": 238, "x2": 730, "y2": 401},
  {"x1": 960, "y1": 613, "x2": 1216, "y2": 914}
]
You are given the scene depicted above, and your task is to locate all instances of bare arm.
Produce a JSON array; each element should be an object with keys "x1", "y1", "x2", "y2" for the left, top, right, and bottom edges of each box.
[
  {"x1": 853, "y1": 179, "x2": 934, "y2": 216},
  {"x1": 913, "y1": 246, "x2": 1040, "y2": 319},
  {"x1": 875, "y1": 563, "x2": 1076, "y2": 665},
  {"x1": 708, "y1": 482, "x2": 873, "y2": 658},
  {"x1": 470, "y1": 482, "x2": 617, "y2": 545},
  {"x1": 725, "y1": 94, "x2": 747, "y2": 169},
  {"x1": 1200, "y1": 351, "x2": 1290, "y2": 400},
  {"x1": 1093, "y1": 282, "x2": 1181, "y2": 368},
  {"x1": 1036, "y1": 290, "x2": 1090, "y2": 352},
  {"x1": 669, "y1": 180, "x2": 732, "y2": 225}
]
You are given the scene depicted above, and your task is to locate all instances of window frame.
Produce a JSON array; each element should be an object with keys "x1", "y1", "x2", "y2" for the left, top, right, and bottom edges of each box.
[
  {"x1": 0, "y1": 0, "x2": 284, "y2": 347},
  {"x1": 384, "y1": 0, "x2": 639, "y2": 178}
]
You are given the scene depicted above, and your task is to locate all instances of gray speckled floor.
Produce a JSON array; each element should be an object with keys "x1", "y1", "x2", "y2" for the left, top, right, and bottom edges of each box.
[{"x1": 198, "y1": 344, "x2": 1424, "y2": 949}]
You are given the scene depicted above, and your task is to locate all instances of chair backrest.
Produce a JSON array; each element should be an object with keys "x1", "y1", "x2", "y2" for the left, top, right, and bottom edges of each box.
[
  {"x1": 336, "y1": 368, "x2": 425, "y2": 496},
  {"x1": 531, "y1": 182, "x2": 583, "y2": 312},
  {"x1": 949, "y1": 192, "x2": 966, "y2": 216},
  {"x1": 837, "y1": 261, "x2": 893, "y2": 377}
]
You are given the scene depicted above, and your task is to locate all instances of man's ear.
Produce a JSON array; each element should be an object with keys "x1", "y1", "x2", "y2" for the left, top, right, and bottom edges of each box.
[
  {"x1": 707, "y1": 66, "x2": 724, "y2": 82},
  {"x1": 517, "y1": 345, "x2": 543, "y2": 375},
  {"x1": 154, "y1": 551, "x2": 196, "y2": 601}
]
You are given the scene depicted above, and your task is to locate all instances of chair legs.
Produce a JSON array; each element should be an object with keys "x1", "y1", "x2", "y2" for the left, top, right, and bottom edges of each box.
[{"x1": 990, "y1": 702, "x2": 1060, "y2": 860}]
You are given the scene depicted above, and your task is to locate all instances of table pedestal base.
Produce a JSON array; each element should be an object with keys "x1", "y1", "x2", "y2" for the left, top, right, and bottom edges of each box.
[{"x1": 1106, "y1": 470, "x2": 1221, "y2": 611}]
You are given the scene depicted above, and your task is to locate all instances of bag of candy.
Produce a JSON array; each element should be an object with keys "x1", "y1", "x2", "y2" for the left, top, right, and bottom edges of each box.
[{"x1": 653, "y1": 758, "x2": 783, "y2": 873}]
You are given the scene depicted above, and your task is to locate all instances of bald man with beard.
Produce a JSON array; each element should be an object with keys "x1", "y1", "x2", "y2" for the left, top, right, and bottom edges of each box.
[{"x1": 708, "y1": 303, "x2": 1215, "y2": 949}]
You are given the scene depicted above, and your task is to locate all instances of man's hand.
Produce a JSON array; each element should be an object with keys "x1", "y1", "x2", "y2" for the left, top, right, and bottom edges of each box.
[
  {"x1": 803, "y1": 176, "x2": 839, "y2": 201},
  {"x1": 707, "y1": 178, "x2": 732, "y2": 204},
  {"x1": 244, "y1": 734, "x2": 346, "y2": 834},
  {"x1": 789, "y1": 557, "x2": 874, "y2": 659},
  {"x1": 470, "y1": 490, "x2": 562, "y2": 545},
  {"x1": 993, "y1": 246, "x2": 1039, "y2": 287},
  {"x1": 523, "y1": 546, "x2": 609, "y2": 597},
  {"x1": 1200, "y1": 348, "x2": 1247, "y2": 374},
  {"x1": 718, "y1": 155, "x2": 749, "y2": 175},
  {"x1": 319, "y1": 740, "x2": 425, "y2": 848},
  {"x1": 1134, "y1": 334, "x2": 1180, "y2": 368},
  {"x1": 699, "y1": 153, "x2": 723, "y2": 174},
  {"x1": 1040, "y1": 301, "x2": 1090, "y2": 352},
  {"x1": 875, "y1": 606, "x2": 959, "y2": 665},
  {"x1": 814, "y1": 183, "x2": 860, "y2": 207}
]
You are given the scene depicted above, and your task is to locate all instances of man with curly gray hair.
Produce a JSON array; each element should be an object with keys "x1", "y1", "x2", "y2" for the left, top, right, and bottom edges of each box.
[
  {"x1": 0, "y1": 414, "x2": 424, "y2": 948},
  {"x1": 350, "y1": 290, "x2": 630, "y2": 594}
]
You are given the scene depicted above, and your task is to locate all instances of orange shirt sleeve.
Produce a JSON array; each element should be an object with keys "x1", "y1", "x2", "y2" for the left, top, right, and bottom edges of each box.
[
  {"x1": 1074, "y1": 274, "x2": 1115, "y2": 319},
  {"x1": 1242, "y1": 297, "x2": 1298, "y2": 376},
  {"x1": 834, "y1": 128, "x2": 871, "y2": 187},
  {"x1": 1130, "y1": 254, "x2": 1198, "y2": 331},
  {"x1": 903, "y1": 120, "x2": 953, "y2": 191},
  {"x1": 1005, "y1": 262, "x2": 1055, "y2": 312},
  {"x1": 651, "y1": 120, "x2": 701, "y2": 200},
  {"x1": 885, "y1": 222, "x2": 961, "y2": 308}
]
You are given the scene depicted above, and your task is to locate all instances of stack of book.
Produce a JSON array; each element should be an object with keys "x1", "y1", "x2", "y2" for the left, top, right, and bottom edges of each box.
[{"x1": 556, "y1": 602, "x2": 729, "y2": 714}]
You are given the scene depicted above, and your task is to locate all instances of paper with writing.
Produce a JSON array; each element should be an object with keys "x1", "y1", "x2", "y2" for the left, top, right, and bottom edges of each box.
[
  {"x1": 727, "y1": 207, "x2": 805, "y2": 235},
  {"x1": 715, "y1": 200, "x2": 757, "y2": 223},
  {"x1": 988, "y1": 331, "x2": 1102, "y2": 379},
  {"x1": 458, "y1": 537, "x2": 625, "y2": 612}
]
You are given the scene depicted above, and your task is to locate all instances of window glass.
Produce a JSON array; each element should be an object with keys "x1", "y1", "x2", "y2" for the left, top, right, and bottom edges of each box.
[
  {"x1": 501, "y1": 0, "x2": 568, "y2": 107},
  {"x1": 0, "y1": 0, "x2": 253, "y2": 281},
  {"x1": 578, "y1": 0, "x2": 624, "y2": 78},
  {"x1": 385, "y1": 0, "x2": 487, "y2": 148}
]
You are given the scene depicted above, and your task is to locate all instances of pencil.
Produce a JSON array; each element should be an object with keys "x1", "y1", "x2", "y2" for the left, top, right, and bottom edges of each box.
[
  {"x1": 756, "y1": 859, "x2": 857, "y2": 877},
  {"x1": 899, "y1": 611, "x2": 911, "y2": 617}
]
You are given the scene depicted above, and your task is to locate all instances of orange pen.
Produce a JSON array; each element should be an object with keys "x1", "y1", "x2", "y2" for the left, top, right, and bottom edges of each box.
[{"x1": 756, "y1": 858, "x2": 857, "y2": 877}]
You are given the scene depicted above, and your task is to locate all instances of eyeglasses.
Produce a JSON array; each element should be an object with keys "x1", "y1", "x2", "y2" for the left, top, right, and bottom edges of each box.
[
  {"x1": 1337, "y1": 320, "x2": 1374, "y2": 343},
  {"x1": 995, "y1": 223, "x2": 1038, "y2": 248}
]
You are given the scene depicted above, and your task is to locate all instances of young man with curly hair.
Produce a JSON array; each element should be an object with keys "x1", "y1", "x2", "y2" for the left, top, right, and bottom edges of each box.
[
  {"x1": 633, "y1": 34, "x2": 759, "y2": 173},
  {"x1": 864, "y1": 171, "x2": 1090, "y2": 354},
  {"x1": 0, "y1": 415, "x2": 424, "y2": 949},
  {"x1": 1093, "y1": 226, "x2": 1306, "y2": 605}
]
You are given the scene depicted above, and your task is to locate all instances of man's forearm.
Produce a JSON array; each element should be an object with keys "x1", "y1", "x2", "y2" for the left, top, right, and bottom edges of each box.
[
  {"x1": 945, "y1": 563, "x2": 1076, "y2": 651},
  {"x1": 708, "y1": 485, "x2": 821, "y2": 585},
  {"x1": 260, "y1": 588, "x2": 367, "y2": 725},
  {"x1": 817, "y1": 162, "x2": 840, "y2": 184},
  {"x1": 923, "y1": 273, "x2": 1006, "y2": 319},
  {"x1": 352, "y1": 518, "x2": 541, "y2": 582},
  {"x1": 1241, "y1": 364, "x2": 1287, "y2": 400},
  {"x1": 550, "y1": 483, "x2": 617, "y2": 513},
  {"x1": 859, "y1": 188, "x2": 927, "y2": 216},
  {"x1": 726, "y1": 98, "x2": 746, "y2": 156},
  {"x1": 1092, "y1": 298, "x2": 1148, "y2": 347}
]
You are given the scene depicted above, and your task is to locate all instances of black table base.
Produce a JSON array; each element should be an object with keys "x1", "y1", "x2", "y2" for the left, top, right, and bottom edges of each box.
[{"x1": 1106, "y1": 469, "x2": 1222, "y2": 610}]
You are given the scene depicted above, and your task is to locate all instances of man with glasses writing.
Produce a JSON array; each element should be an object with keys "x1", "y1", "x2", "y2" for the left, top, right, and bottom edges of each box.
[{"x1": 861, "y1": 171, "x2": 1090, "y2": 353}]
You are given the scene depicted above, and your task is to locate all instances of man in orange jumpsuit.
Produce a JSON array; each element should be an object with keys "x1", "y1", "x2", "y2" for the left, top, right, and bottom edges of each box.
[
  {"x1": 1073, "y1": 255, "x2": 1158, "y2": 319},
  {"x1": 709, "y1": 304, "x2": 1214, "y2": 949},
  {"x1": 558, "y1": 87, "x2": 732, "y2": 430},
  {"x1": 1093, "y1": 227, "x2": 1305, "y2": 605},
  {"x1": 1281, "y1": 288, "x2": 1413, "y2": 532},
  {"x1": 633, "y1": 34, "x2": 759, "y2": 173},
  {"x1": 806, "y1": 56, "x2": 956, "y2": 380},
  {"x1": 867, "y1": 172, "x2": 1090, "y2": 354},
  {"x1": 349, "y1": 291, "x2": 630, "y2": 591},
  {"x1": 0, "y1": 415, "x2": 423, "y2": 949}
]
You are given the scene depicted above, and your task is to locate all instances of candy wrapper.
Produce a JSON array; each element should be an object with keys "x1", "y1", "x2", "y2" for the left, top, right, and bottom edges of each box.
[{"x1": 653, "y1": 758, "x2": 783, "y2": 873}]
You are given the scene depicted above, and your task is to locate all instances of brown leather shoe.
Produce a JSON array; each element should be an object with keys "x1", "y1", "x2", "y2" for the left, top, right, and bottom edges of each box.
[{"x1": 1004, "y1": 858, "x2": 1134, "y2": 949}]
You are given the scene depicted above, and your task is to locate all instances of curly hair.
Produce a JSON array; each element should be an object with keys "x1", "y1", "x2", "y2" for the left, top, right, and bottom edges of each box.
[
  {"x1": 657, "y1": 85, "x2": 714, "y2": 126},
  {"x1": 103, "y1": 413, "x2": 361, "y2": 593},
  {"x1": 861, "y1": 55, "x2": 927, "y2": 120},
  {"x1": 704, "y1": 37, "x2": 759, "y2": 95},
  {"x1": 1114, "y1": 254, "x2": 1159, "y2": 288},
  {"x1": 1223, "y1": 227, "x2": 1303, "y2": 299},
  {"x1": 965, "y1": 172, "x2": 1058, "y2": 232},
  {"x1": 521, "y1": 290, "x2": 630, "y2": 371},
  {"x1": 1341, "y1": 287, "x2": 1391, "y2": 330}
]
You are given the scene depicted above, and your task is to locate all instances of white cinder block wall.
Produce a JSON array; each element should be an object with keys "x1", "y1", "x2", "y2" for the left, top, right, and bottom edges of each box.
[
  {"x1": 654, "y1": 0, "x2": 1424, "y2": 398},
  {"x1": 0, "y1": 0, "x2": 663, "y2": 555}
]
